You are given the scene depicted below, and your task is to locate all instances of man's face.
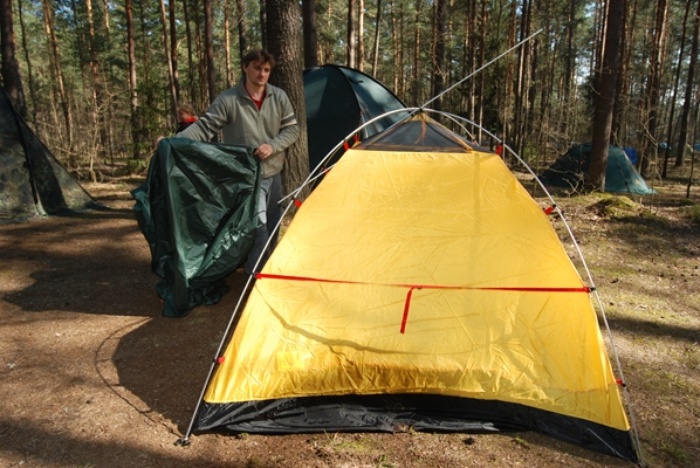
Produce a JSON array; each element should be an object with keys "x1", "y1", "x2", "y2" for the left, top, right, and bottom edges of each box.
[{"x1": 243, "y1": 60, "x2": 272, "y2": 87}]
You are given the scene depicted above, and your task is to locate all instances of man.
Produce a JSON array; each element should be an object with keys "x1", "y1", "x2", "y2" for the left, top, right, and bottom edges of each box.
[{"x1": 177, "y1": 49, "x2": 300, "y2": 275}]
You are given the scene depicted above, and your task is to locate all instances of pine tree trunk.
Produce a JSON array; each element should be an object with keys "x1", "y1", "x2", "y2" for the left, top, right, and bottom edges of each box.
[
  {"x1": 203, "y1": 0, "x2": 216, "y2": 103},
  {"x1": 588, "y1": 0, "x2": 623, "y2": 191},
  {"x1": 125, "y1": 0, "x2": 141, "y2": 159},
  {"x1": 675, "y1": 0, "x2": 700, "y2": 167},
  {"x1": 41, "y1": 0, "x2": 72, "y2": 146},
  {"x1": 302, "y1": 0, "x2": 319, "y2": 68},
  {"x1": 1, "y1": 0, "x2": 27, "y2": 118},
  {"x1": 266, "y1": 0, "x2": 309, "y2": 196}
]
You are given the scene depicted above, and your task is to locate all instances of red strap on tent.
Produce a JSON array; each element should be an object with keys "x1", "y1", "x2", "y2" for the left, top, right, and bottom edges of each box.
[
  {"x1": 343, "y1": 141, "x2": 350, "y2": 151},
  {"x1": 257, "y1": 273, "x2": 591, "y2": 333},
  {"x1": 616, "y1": 378, "x2": 626, "y2": 387},
  {"x1": 544, "y1": 205, "x2": 556, "y2": 215},
  {"x1": 400, "y1": 286, "x2": 421, "y2": 334},
  {"x1": 293, "y1": 198, "x2": 302, "y2": 208},
  {"x1": 216, "y1": 356, "x2": 225, "y2": 364}
]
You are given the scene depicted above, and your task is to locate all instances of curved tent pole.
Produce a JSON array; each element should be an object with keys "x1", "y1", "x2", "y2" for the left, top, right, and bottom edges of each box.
[{"x1": 278, "y1": 107, "x2": 643, "y2": 461}]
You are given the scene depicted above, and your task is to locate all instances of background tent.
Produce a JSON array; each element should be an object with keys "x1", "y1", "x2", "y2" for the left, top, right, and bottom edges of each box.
[
  {"x1": 540, "y1": 143, "x2": 654, "y2": 195},
  {"x1": 303, "y1": 64, "x2": 407, "y2": 171},
  {"x1": 0, "y1": 88, "x2": 98, "y2": 220},
  {"x1": 189, "y1": 114, "x2": 639, "y2": 462},
  {"x1": 132, "y1": 138, "x2": 260, "y2": 317}
]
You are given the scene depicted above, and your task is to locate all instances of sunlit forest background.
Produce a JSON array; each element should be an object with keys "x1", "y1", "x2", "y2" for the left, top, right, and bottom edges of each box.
[{"x1": 2, "y1": 0, "x2": 698, "y2": 184}]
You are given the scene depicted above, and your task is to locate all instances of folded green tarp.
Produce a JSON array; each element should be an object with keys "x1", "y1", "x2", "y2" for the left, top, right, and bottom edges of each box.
[{"x1": 132, "y1": 138, "x2": 261, "y2": 317}]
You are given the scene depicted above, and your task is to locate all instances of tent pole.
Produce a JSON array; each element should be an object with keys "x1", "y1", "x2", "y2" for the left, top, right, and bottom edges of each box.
[
  {"x1": 175, "y1": 273, "x2": 257, "y2": 445},
  {"x1": 421, "y1": 29, "x2": 542, "y2": 111}
]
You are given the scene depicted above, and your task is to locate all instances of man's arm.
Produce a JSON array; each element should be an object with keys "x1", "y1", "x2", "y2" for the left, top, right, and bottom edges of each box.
[
  {"x1": 267, "y1": 92, "x2": 300, "y2": 153},
  {"x1": 176, "y1": 94, "x2": 230, "y2": 142}
]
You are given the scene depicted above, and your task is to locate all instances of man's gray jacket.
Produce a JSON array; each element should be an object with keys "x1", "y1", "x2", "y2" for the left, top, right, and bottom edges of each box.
[{"x1": 177, "y1": 80, "x2": 299, "y2": 178}]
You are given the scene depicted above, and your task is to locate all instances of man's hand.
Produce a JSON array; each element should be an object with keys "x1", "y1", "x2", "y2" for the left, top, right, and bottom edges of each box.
[{"x1": 254, "y1": 143, "x2": 274, "y2": 160}]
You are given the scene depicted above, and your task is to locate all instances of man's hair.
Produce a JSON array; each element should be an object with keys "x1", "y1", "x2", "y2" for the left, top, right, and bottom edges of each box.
[
  {"x1": 243, "y1": 49, "x2": 275, "y2": 68},
  {"x1": 177, "y1": 103, "x2": 195, "y2": 115}
]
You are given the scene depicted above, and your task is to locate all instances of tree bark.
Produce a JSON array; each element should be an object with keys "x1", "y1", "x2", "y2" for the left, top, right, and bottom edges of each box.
[
  {"x1": 347, "y1": 0, "x2": 356, "y2": 68},
  {"x1": 265, "y1": 0, "x2": 309, "y2": 197},
  {"x1": 640, "y1": 0, "x2": 669, "y2": 176},
  {"x1": 41, "y1": 0, "x2": 71, "y2": 145},
  {"x1": 236, "y1": 0, "x2": 247, "y2": 62},
  {"x1": 676, "y1": 0, "x2": 700, "y2": 167},
  {"x1": 1, "y1": 0, "x2": 27, "y2": 118},
  {"x1": 661, "y1": 0, "x2": 691, "y2": 177},
  {"x1": 371, "y1": 0, "x2": 382, "y2": 78},
  {"x1": 16, "y1": 0, "x2": 35, "y2": 122},
  {"x1": 357, "y1": 0, "x2": 364, "y2": 71},
  {"x1": 125, "y1": 0, "x2": 141, "y2": 159},
  {"x1": 302, "y1": 0, "x2": 319, "y2": 68},
  {"x1": 203, "y1": 0, "x2": 216, "y2": 103},
  {"x1": 159, "y1": 0, "x2": 178, "y2": 120},
  {"x1": 588, "y1": 0, "x2": 623, "y2": 191},
  {"x1": 432, "y1": 0, "x2": 447, "y2": 113},
  {"x1": 169, "y1": 0, "x2": 180, "y2": 103}
]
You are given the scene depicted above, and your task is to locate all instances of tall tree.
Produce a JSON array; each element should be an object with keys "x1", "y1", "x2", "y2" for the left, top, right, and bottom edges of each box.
[
  {"x1": 169, "y1": 0, "x2": 180, "y2": 102},
  {"x1": 588, "y1": 0, "x2": 623, "y2": 190},
  {"x1": 41, "y1": 0, "x2": 72, "y2": 146},
  {"x1": 431, "y1": 0, "x2": 447, "y2": 113},
  {"x1": 236, "y1": 0, "x2": 248, "y2": 60},
  {"x1": 357, "y1": 0, "x2": 364, "y2": 71},
  {"x1": 676, "y1": 0, "x2": 700, "y2": 167},
  {"x1": 302, "y1": 0, "x2": 318, "y2": 68},
  {"x1": 265, "y1": 0, "x2": 308, "y2": 196},
  {"x1": 159, "y1": 0, "x2": 178, "y2": 120},
  {"x1": 661, "y1": 0, "x2": 692, "y2": 177},
  {"x1": 16, "y1": 0, "x2": 35, "y2": 122},
  {"x1": 85, "y1": 0, "x2": 108, "y2": 177},
  {"x1": 125, "y1": 0, "x2": 141, "y2": 159},
  {"x1": 370, "y1": 0, "x2": 382, "y2": 77},
  {"x1": 203, "y1": 0, "x2": 216, "y2": 103},
  {"x1": 0, "y1": 0, "x2": 27, "y2": 118},
  {"x1": 639, "y1": 0, "x2": 669, "y2": 176},
  {"x1": 347, "y1": 0, "x2": 357, "y2": 68}
]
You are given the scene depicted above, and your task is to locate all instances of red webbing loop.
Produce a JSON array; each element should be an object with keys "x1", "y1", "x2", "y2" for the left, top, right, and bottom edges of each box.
[
  {"x1": 293, "y1": 198, "x2": 302, "y2": 208},
  {"x1": 256, "y1": 273, "x2": 591, "y2": 333},
  {"x1": 400, "y1": 287, "x2": 421, "y2": 334},
  {"x1": 544, "y1": 205, "x2": 556, "y2": 215}
]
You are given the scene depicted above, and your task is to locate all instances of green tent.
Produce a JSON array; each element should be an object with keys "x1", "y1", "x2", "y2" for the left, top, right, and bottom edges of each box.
[
  {"x1": 304, "y1": 65, "x2": 407, "y2": 171},
  {"x1": 540, "y1": 143, "x2": 655, "y2": 195},
  {"x1": 0, "y1": 87, "x2": 97, "y2": 220},
  {"x1": 132, "y1": 138, "x2": 261, "y2": 317}
]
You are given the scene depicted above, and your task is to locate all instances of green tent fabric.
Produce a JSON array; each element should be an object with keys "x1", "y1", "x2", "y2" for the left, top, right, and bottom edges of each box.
[
  {"x1": 0, "y1": 87, "x2": 98, "y2": 220},
  {"x1": 304, "y1": 65, "x2": 407, "y2": 171},
  {"x1": 132, "y1": 138, "x2": 261, "y2": 317},
  {"x1": 540, "y1": 143, "x2": 655, "y2": 195}
]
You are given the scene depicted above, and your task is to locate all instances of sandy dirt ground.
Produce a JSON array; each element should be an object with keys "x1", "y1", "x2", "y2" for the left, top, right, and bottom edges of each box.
[{"x1": 1, "y1": 179, "x2": 698, "y2": 467}]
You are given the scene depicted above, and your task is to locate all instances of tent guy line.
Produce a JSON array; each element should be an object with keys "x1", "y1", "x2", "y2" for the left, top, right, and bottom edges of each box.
[{"x1": 256, "y1": 272, "x2": 592, "y2": 334}]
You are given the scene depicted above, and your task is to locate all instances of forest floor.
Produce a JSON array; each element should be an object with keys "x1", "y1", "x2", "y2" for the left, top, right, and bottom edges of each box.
[{"x1": 0, "y1": 164, "x2": 698, "y2": 467}]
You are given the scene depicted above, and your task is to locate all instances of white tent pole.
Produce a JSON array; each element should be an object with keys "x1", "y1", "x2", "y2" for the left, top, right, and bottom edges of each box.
[{"x1": 421, "y1": 29, "x2": 543, "y2": 110}]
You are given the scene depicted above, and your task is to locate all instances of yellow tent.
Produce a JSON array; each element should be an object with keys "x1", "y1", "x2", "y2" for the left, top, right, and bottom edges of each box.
[{"x1": 189, "y1": 114, "x2": 639, "y2": 462}]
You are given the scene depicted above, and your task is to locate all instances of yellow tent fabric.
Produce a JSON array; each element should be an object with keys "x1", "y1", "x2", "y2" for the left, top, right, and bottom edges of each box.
[{"x1": 195, "y1": 117, "x2": 637, "y2": 462}]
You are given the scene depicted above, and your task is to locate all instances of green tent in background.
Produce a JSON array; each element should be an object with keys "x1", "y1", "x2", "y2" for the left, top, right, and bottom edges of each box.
[
  {"x1": 132, "y1": 138, "x2": 261, "y2": 317},
  {"x1": 0, "y1": 87, "x2": 98, "y2": 220},
  {"x1": 540, "y1": 143, "x2": 655, "y2": 195},
  {"x1": 303, "y1": 65, "x2": 408, "y2": 171}
]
